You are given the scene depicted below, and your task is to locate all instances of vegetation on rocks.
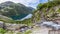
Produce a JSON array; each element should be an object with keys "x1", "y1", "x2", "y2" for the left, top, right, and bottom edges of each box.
[
  {"x1": 15, "y1": 18, "x2": 33, "y2": 26},
  {"x1": 32, "y1": 0, "x2": 60, "y2": 23},
  {"x1": 37, "y1": 0, "x2": 60, "y2": 10}
]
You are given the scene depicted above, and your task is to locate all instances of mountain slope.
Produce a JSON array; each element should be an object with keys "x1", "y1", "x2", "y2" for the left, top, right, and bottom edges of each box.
[
  {"x1": 0, "y1": 1, "x2": 34, "y2": 20},
  {"x1": 32, "y1": 0, "x2": 60, "y2": 23}
]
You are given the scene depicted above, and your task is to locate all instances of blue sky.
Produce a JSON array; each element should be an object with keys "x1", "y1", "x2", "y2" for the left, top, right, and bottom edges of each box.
[
  {"x1": 0, "y1": 0, "x2": 48, "y2": 8},
  {"x1": 40, "y1": 0, "x2": 48, "y2": 3}
]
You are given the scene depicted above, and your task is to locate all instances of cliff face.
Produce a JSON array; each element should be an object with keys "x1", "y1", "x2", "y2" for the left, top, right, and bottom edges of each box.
[{"x1": 33, "y1": 1, "x2": 60, "y2": 23}]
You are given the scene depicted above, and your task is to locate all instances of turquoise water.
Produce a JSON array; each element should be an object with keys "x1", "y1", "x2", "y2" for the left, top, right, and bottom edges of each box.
[{"x1": 10, "y1": 14, "x2": 28, "y2": 20}]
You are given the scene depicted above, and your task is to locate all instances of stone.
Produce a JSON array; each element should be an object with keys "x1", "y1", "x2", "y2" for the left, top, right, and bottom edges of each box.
[
  {"x1": 5, "y1": 23, "x2": 28, "y2": 31},
  {"x1": 5, "y1": 23, "x2": 21, "y2": 31},
  {"x1": 0, "y1": 21, "x2": 4, "y2": 28},
  {"x1": 20, "y1": 26, "x2": 29, "y2": 32}
]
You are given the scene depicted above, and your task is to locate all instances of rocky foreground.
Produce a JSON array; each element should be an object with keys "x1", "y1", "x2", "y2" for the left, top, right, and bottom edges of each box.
[
  {"x1": 0, "y1": 21, "x2": 59, "y2": 34},
  {"x1": 0, "y1": 21, "x2": 33, "y2": 34}
]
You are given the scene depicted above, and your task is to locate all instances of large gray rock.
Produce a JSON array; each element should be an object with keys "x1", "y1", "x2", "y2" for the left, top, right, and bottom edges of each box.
[
  {"x1": 5, "y1": 23, "x2": 27, "y2": 31},
  {"x1": 20, "y1": 26, "x2": 29, "y2": 32},
  {"x1": 0, "y1": 21, "x2": 4, "y2": 28},
  {"x1": 0, "y1": 22, "x2": 30, "y2": 32},
  {"x1": 40, "y1": 21, "x2": 60, "y2": 30}
]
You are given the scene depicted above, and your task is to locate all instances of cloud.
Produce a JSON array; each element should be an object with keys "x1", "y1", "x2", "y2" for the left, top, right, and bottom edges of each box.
[
  {"x1": 13, "y1": 0, "x2": 40, "y2": 8},
  {"x1": 0, "y1": 0, "x2": 40, "y2": 8},
  {"x1": 0, "y1": 0, "x2": 48, "y2": 8}
]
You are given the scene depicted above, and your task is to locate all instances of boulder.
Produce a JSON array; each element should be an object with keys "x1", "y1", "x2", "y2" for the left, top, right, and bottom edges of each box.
[
  {"x1": 20, "y1": 26, "x2": 29, "y2": 32},
  {"x1": 5, "y1": 23, "x2": 27, "y2": 31},
  {"x1": 5, "y1": 23, "x2": 20, "y2": 31},
  {"x1": 0, "y1": 21, "x2": 4, "y2": 28}
]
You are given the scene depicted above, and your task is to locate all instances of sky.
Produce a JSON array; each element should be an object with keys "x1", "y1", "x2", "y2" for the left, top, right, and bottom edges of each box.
[{"x1": 0, "y1": 0, "x2": 48, "y2": 8}]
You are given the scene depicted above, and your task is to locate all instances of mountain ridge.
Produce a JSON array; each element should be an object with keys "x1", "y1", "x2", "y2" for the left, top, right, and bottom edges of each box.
[{"x1": 0, "y1": 1, "x2": 34, "y2": 20}]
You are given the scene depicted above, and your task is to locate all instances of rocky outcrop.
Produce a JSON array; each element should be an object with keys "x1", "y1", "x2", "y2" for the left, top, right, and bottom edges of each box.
[
  {"x1": 33, "y1": 1, "x2": 60, "y2": 24},
  {"x1": 0, "y1": 21, "x2": 30, "y2": 32},
  {"x1": 5, "y1": 23, "x2": 27, "y2": 31}
]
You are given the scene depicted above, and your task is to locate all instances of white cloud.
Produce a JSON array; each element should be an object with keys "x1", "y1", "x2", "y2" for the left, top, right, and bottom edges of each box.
[{"x1": 0, "y1": 0, "x2": 40, "y2": 8}]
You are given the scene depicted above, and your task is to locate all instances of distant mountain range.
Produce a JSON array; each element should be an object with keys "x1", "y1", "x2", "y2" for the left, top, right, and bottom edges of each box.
[{"x1": 0, "y1": 1, "x2": 34, "y2": 20}]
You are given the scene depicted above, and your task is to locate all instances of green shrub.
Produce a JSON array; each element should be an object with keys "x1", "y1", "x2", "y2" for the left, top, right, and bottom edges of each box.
[
  {"x1": 0, "y1": 28, "x2": 6, "y2": 34},
  {"x1": 24, "y1": 30, "x2": 32, "y2": 34}
]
